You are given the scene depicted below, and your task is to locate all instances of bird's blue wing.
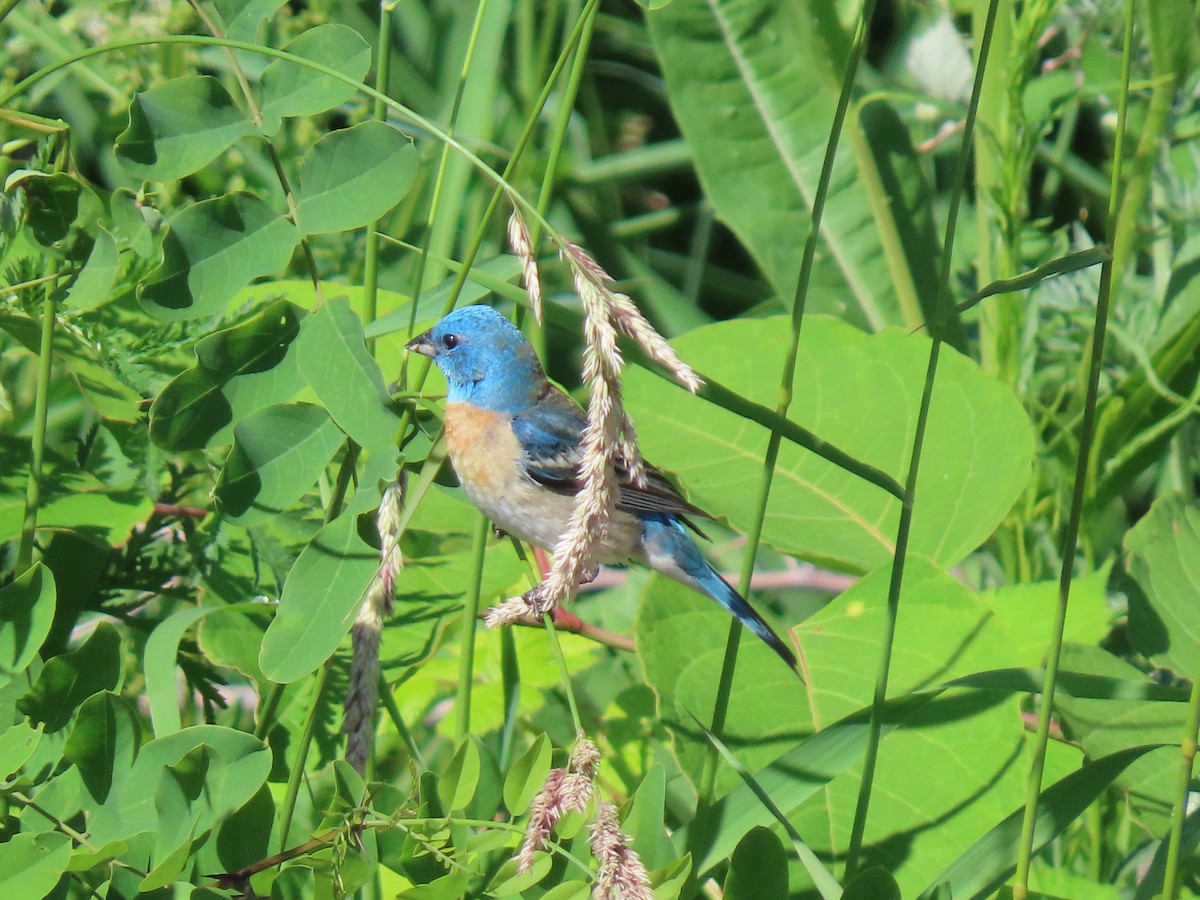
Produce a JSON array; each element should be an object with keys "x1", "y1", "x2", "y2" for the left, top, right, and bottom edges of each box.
[{"x1": 511, "y1": 384, "x2": 711, "y2": 523}]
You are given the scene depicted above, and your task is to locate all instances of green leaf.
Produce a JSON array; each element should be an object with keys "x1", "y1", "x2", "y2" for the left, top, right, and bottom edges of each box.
[
  {"x1": 919, "y1": 745, "x2": 1167, "y2": 900},
  {"x1": 138, "y1": 192, "x2": 298, "y2": 321},
  {"x1": 64, "y1": 228, "x2": 120, "y2": 311},
  {"x1": 296, "y1": 297, "x2": 398, "y2": 453},
  {"x1": 0, "y1": 832, "x2": 71, "y2": 898},
  {"x1": 843, "y1": 869, "x2": 902, "y2": 900},
  {"x1": 850, "y1": 98, "x2": 951, "y2": 339},
  {"x1": 503, "y1": 734, "x2": 552, "y2": 816},
  {"x1": 259, "y1": 506, "x2": 377, "y2": 683},
  {"x1": 651, "y1": 560, "x2": 1038, "y2": 888},
  {"x1": 1125, "y1": 492, "x2": 1200, "y2": 675},
  {"x1": 215, "y1": 403, "x2": 346, "y2": 525},
  {"x1": 115, "y1": 76, "x2": 254, "y2": 181},
  {"x1": 142, "y1": 745, "x2": 216, "y2": 890},
  {"x1": 0, "y1": 563, "x2": 56, "y2": 683},
  {"x1": 293, "y1": 121, "x2": 418, "y2": 235},
  {"x1": 646, "y1": 0, "x2": 904, "y2": 329},
  {"x1": 8, "y1": 171, "x2": 83, "y2": 247},
  {"x1": 259, "y1": 25, "x2": 372, "y2": 133},
  {"x1": 63, "y1": 691, "x2": 141, "y2": 803},
  {"x1": 624, "y1": 317, "x2": 1034, "y2": 572},
  {"x1": 213, "y1": 0, "x2": 285, "y2": 42},
  {"x1": 1053, "y1": 643, "x2": 1186, "y2": 835},
  {"x1": 621, "y1": 765, "x2": 675, "y2": 871},
  {"x1": 0, "y1": 719, "x2": 43, "y2": 779},
  {"x1": 18, "y1": 621, "x2": 121, "y2": 732},
  {"x1": 439, "y1": 737, "x2": 482, "y2": 811},
  {"x1": 88, "y1": 725, "x2": 270, "y2": 847},
  {"x1": 149, "y1": 299, "x2": 305, "y2": 451},
  {"x1": 145, "y1": 604, "x2": 266, "y2": 737},
  {"x1": 272, "y1": 865, "x2": 317, "y2": 900},
  {"x1": 723, "y1": 827, "x2": 788, "y2": 899}
]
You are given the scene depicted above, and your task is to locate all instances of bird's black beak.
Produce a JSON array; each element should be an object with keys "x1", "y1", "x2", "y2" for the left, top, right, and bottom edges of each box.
[{"x1": 405, "y1": 331, "x2": 436, "y2": 358}]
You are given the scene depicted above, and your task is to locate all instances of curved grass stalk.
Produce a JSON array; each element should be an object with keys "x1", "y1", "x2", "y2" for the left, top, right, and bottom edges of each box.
[
  {"x1": 843, "y1": 0, "x2": 1001, "y2": 879},
  {"x1": 456, "y1": 515, "x2": 490, "y2": 742},
  {"x1": 361, "y1": 0, "x2": 399, "y2": 354},
  {"x1": 1010, "y1": 2, "x2": 1138, "y2": 895},
  {"x1": 687, "y1": 0, "x2": 882, "y2": 871}
]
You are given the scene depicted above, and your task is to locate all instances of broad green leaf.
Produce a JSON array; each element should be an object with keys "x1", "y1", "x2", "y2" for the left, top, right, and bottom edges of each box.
[
  {"x1": 9, "y1": 171, "x2": 84, "y2": 247},
  {"x1": 272, "y1": 865, "x2": 317, "y2": 900},
  {"x1": 439, "y1": 737, "x2": 482, "y2": 811},
  {"x1": 213, "y1": 0, "x2": 284, "y2": 42},
  {"x1": 215, "y1": 403, "x2": 346, "y2": 525},
  {"x1": 0, "y1": 563, "x2": 56, "y2": 682},
  {"x1": 503, "y1": 734, "x2": 552, "y2": 816},
  {"x1": 624, "y1": 317, "x2": 1034, "y2": 572},
  {"x1": 215, "y1": 785, "x2": 275, "y2": 872},
  {"x1": 88, "y1": 725, "x2": 270, "y2": 847},
  {"x1": 646, "y1": 561, "x2": 1034, "y2": 890},
  {"x1": 18, "y1": 622, "x2": 121, "y2": 732},
  {"x1": 65, "y1": 228, "x2": 120, "y2": 311},
  {"x1": 647, "y1": 0, "x2": 903, "y2": 329},
  {"x1": 920, "y1": 745, "x2": 1167, "y2": 900},
  {"x1": 63, "y1": 691, "x2": 141, "y2": 803},
  {"x1": 293, "y1": 121, "x2": 418, "y2": 235},
  {"x1": 850, "y1": 99, "x2": 952, "y2": 339},
  {"x1": 145, "y1": 604, "x2": 266, "y2": 736},
  {"x1": 1125, "y1": 492, "x2": 1200, "y2": 675},
  {"x1": 0, "y1": 719, "x2": 42, "y2": 778},
  {"x1": 107, "y1": 187, "x2": 153, "y2": 256},
  {"x1": 142, "y1": 745, "x2": 216, "y2": 890},
  {"x1": 1053, "y1": 643, "x2": 1185, "y2": 835},
  {"x1": 116, "y1": 76, "x2": 254, "y2": 181},
  {"x1": 843, "y1": 869, "x2": 901, "y2": 900},
  {"x1": 0, "y1": 832, "x2": 71, "y2": 898},
  {"x1": 139, "y1": 192, "x2": 298, "y2": 320},
  {"x1": 150, "y1": 299, "x2": 305, "y2": 451},
  {"x1": 296, "y1": 297, "x2": 398, "y2": 453},
  {"x1": 723, "y1": 827, "x2": 788, "y2": 899},
  {"x1": 259, "y1": 506, "x2": 377, "y2": 683},
  {"x1": 259, "y1": 25, "x2": 371, "y2": 133},
  {"x1": 622, "y1": 765, "x2": 676, "y2": 871}
]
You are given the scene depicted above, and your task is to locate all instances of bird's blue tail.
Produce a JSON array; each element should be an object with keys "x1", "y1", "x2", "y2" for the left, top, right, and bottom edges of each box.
[{"x1": 641, "y1": 516, "x2": 797, "y2": 671}]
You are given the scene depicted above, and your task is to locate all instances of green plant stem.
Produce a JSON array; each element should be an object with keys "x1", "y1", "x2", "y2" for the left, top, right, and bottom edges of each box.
[
  {"x1": 253, "y1": 682, "x2": 285, "y2": 740},
  {"x1": 379, "y1": 674, "x2": 425, "y2": 769},
  {"x1": 543, "y1": 612, "x2": 583, "y2": 736},
  {"x1": 691, "y1": 0, "x2": 881, "y2": 847},
  {"x1": 456, "y1": 514, "x2": 489, "y2": 741},
  {"x1": 1010, "y1": 3, "x2": 1137, "y2": 897},
  {"x1": 16, "y1": 276, "x2": 58, "y2": 576},
  {"x1": 361, "y1": 0, "x2": 398, "y2": 354},
  {"x1": 279, "y1": 658, "x2": 334, "y2": 852},
  {"x1": 531, "y1": 0, "x2": 598, "y2": 243},
  {"x1": 843, "y1": 0, "x2": 1000, "y2": 880},
  {"x1": 1162, "y1": 669, "x2": 1200, "y2": 900}
]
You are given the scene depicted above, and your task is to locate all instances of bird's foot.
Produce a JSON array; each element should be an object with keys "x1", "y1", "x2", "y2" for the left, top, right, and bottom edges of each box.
[
  {"x1": 492, "y1": 524, "x2": 507, "y2": 539},
  {"x1": 578, "y1": 564, "x2": 600, "y2": 586}
]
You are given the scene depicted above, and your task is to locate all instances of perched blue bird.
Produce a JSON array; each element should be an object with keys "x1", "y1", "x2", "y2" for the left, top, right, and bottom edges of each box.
[{"x1": 406, "y1": 305, "x2": 796, "y2": 669}]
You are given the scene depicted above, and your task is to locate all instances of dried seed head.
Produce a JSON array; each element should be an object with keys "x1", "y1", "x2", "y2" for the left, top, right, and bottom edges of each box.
[
  {"x1": 515, "y1": 736, "x2": 602, "y2": 873},
  {"x1": 344, "y1": 475, "x2": 406, "y2": 774},
  {"x1": 507, "y1": 205, "x2": 543, "y2": 324},
  {"x1": 589, "y1": 803, "x2": 653, "y2": 900}
]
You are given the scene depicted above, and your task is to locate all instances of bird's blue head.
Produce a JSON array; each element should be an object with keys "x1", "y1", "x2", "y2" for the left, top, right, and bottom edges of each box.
[{"x1": 405, "y1": 305, "x2": 545, "y2": 411}]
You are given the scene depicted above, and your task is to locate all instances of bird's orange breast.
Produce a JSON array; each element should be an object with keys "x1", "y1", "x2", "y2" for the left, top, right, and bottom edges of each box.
[{"x1": 443, "y1": 402, "x2": 524, "y2": 494}]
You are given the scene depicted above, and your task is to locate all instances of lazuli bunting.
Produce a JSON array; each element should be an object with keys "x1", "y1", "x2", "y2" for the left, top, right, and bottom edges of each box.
[{"x1": 406, "y1": 305, "x2": 796, "y2": 670}]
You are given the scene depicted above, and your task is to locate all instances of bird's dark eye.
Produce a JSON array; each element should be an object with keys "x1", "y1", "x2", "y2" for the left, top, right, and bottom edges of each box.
[{"x1": 441, "y1": 333, "x2": 459, "y2": 350}]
